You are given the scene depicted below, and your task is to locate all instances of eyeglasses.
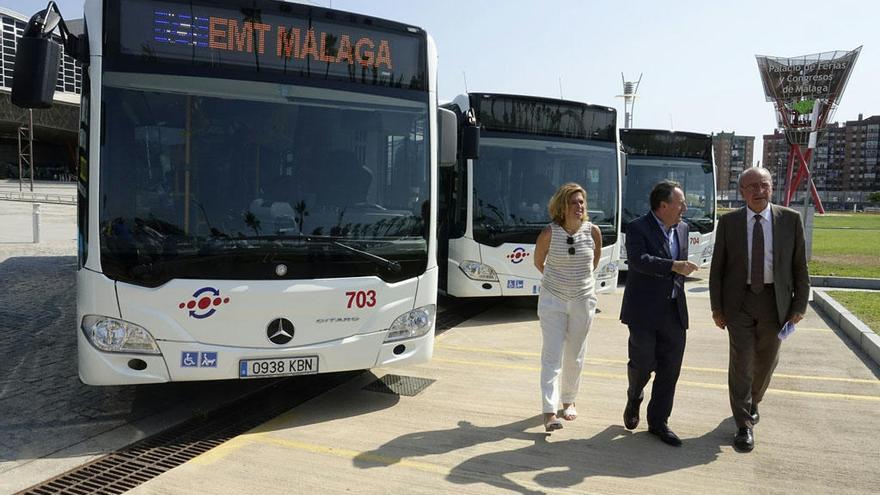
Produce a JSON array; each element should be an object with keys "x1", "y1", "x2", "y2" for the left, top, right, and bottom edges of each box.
[
  {"x1": 743, "y1": 182, "x2": 771, "y2": 191},
  {"x1": 567, "y1": 236, "x2": 575, "y2": 255}
]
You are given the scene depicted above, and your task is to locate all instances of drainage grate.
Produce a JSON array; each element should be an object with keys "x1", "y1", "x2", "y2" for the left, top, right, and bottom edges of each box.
[
  {"x1": 363, "y1": 374, "x2": 435, "y2": 396},
  {"x1": 18, "y1": 371, "x2": 358, "y2": 495}
]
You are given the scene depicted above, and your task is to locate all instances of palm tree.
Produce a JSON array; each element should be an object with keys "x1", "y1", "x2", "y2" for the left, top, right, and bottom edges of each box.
[
  {"x1": 323, "y1": 34, "x2": 339, "y2": 78},
  {"x1": 243, "y1": 210, "x2": 261, "y2": 235}
]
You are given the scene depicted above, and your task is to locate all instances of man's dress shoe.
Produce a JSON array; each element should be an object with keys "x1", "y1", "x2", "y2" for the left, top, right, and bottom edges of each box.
[
  {"x1": 648, "y1": 425, "x2": 682, "y2": 446},
  {"x1": 734, "y1": 427, "x2": 755, "y2": 452},
  {"x1": 623, "y1": 397, "x2": 641, "y2": 430}
]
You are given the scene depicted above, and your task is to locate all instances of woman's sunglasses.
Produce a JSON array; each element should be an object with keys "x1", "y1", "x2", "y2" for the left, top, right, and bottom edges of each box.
[{"x1": 567, "y1": 236, "x2": 575, "y2": 255}]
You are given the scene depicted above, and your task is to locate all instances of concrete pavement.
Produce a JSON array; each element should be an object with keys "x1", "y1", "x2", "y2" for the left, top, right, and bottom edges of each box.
[
  {"x1": 3, "y1": 183, "x2": 878, "y2": 493},
  {"x1": 127, "y1": 279, "x2": 880, "y2": 495}
]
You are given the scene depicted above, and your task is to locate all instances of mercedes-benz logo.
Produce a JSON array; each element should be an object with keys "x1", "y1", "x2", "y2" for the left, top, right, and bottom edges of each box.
[{"x1": 267, "y1": 318, "x2": 294, "y2": 345}]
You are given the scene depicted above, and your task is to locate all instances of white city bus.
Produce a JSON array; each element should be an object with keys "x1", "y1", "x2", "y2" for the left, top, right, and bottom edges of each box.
[
  {"x1": 439, "y1": 93, "x2": 621, "y2": 297},
  {"x1": 618, "y1": 128, "x2": 716, "y2": 270},
  {"x1": 13, "y1": 0, "x2": 456, "y2": 385}
]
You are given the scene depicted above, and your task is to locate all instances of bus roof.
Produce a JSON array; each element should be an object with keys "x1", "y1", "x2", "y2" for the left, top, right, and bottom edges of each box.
[
  {"x1": 464, "y1": 93, "x2": 617, "y2": 142},
  {"x1": 619, "y1": 128, "x2": 713, "y2": 161}
]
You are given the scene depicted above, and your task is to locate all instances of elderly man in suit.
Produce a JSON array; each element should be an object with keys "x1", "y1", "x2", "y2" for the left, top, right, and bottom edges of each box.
[
  {"x1": 620, "y1": 180, "x2": 698, "y2": 446},
  {"x1": 709, "y1": 167, "x2": 810, "y2": 453}
]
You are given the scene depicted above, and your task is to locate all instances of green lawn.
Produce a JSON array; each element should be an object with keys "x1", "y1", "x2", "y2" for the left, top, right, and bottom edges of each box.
[
  {"x1": 810, "y1": 213, "x2": 880, "y2": 278},
  {"x1": 813, "y1": 213, "x2": 880, "y2": 230},
  {"x1": 708, "y1": 211, "x2": 880, "y2": 277},
  {"x1": 826, "y1": 291, "x2": 880, "y2": 335}
]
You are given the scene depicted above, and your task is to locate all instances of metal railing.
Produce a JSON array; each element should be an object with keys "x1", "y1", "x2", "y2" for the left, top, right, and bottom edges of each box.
[{"x1": 0, "y1": 191, "x2": 76, "y2": 205}]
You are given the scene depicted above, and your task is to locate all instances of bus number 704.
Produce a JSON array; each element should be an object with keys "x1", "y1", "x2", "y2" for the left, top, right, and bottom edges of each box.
[{"x1": 346, "y1": 290, "x2": 377, "y2": 309}]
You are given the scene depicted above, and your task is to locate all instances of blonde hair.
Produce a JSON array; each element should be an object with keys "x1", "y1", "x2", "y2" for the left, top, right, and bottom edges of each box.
[{"x1": 548, "y1": 182, "x2": 587, "y2": 225}]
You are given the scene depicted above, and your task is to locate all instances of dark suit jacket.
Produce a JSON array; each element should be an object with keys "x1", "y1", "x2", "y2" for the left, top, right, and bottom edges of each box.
[
  {"x1": 709, "y1": 204, "x2": 810, "y2": 326},
  {"x1": 620, "y1": 213, "x2": 690, "y2": 329}
]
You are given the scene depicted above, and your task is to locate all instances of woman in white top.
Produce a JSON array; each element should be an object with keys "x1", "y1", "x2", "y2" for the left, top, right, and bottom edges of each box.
[{"x1": 533, "y1": 182, "x2": 602, "y2": 432}]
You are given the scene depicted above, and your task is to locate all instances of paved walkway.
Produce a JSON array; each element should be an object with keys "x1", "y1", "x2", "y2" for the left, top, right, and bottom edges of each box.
[
  {"x1": 128, "y1": 279, "x2": 880, "y2": 495},
  {"x1": 0, "y1": 180, "x2": 76, "y2": 256},
  {"x1": 3, "y1": 184, "x2": 878, "y2": 493}
]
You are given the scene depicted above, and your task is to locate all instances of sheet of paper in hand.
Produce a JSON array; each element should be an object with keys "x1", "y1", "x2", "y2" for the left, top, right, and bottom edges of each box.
[{"x1": 778, "y1": 320, "x2": 796, "y2": 340}]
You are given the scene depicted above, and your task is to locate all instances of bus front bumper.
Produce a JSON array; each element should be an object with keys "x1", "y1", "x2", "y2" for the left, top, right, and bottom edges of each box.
[{"x1": 77, "y1": 329, "x2": 434, "y2": 386}]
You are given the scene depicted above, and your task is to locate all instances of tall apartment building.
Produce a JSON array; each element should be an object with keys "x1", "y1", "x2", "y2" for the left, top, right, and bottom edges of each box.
[
  {"x1": 763, "y1": 114, "x2": 880, "y2": 208},
  {"x1": 712, "y1": 132, "x2": 754, "y2": 200}
]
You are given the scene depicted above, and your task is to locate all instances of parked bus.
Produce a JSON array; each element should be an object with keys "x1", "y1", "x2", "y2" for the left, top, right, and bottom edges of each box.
[
  {"x1": 13, "y1": 0, "x2": 456, "y2": 385},
  {"x1": 618, "y1": 128, "x2": 716, "y2": 270},
  {"x1": 439, "y1": 93, "x2": 621, "y2": 297}
]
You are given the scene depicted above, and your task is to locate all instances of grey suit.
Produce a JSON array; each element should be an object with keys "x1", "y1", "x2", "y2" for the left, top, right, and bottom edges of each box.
[{"x1": 709, "y1": 204, "x2": 810, "y2": 428}]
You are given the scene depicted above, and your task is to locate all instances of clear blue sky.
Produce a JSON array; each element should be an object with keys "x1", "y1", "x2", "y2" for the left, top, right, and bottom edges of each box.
[{"x1": 11, "y1": 0, "x2": 880, "y2": 160}]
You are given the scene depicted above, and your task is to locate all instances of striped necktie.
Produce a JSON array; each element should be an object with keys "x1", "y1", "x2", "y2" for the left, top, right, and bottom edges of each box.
[{"x1": 750, "y1": 214, "x2": 764, "y2": 294}]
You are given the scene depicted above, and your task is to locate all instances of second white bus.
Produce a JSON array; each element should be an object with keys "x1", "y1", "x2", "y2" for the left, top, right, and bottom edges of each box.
[
  {"x1": 619, "y1": 128, "x2": 717, "y2": 270},
  {"x1": 439, "y1": 93, "x2": 621, "y2": 297}
]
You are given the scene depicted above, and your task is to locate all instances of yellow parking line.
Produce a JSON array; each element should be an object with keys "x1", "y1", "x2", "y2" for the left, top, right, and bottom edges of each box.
[
  {"x1": 190, "y1": 431, "x2": 268, "y2": 465},
  {"x1": 436, "y1": 344, "x2": 879, "y2": 385},
  {"x1": 431, "y1": 357, "x2": 880, "y2": 402}
]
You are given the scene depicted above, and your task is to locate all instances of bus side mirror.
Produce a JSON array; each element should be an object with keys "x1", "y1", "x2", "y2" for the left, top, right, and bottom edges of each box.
[
  {"x1": 12, "y1": 10, "x2": 63, "y2": 109},
  {"x1": 438, "y1": 108, "x2": 457, "y2": 168},
  {"x1": 462, "y1": 125, "x2": 480, "y2": 160}
]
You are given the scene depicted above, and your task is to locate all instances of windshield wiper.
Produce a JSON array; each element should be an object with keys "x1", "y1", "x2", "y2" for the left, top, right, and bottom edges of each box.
[
  {"x1": 332, "y1": 241, "x2": 402, "y2": 273},
  {"x1": 481, "y1": 223, "x2": 543, "y2": 233},
  {"x1": 261, "y1": 234, "x2": 403, "y2": 272},
  {"x1": 128, "y1": 235, "x2": 403, "y2": 275}
]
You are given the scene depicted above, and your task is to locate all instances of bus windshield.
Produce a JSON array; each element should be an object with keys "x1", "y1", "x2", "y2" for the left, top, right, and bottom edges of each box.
[
  {"x1": 99, "y1": 73, "x2": 429, "y2": 287},
  {"x1": 473, "y1": 136, "x2": 618, "y2": 246},
  {"x1": 623, "y1": 157, "x2": 715, "y2": 234}
]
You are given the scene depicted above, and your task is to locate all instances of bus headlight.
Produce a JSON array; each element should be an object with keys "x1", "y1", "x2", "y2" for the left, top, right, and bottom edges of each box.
[
  {"x1": 384, "y1": 305, "x2": 436, "y2": 343},
  {"x1": 702, "y1": 245, "x2": 713, "y2": 257},
  {"x1": 81, "y1": 315, "x2": 161, "y2": 354},
  {"x1": 459, "y1": 260, "x2": 499, "y2": 281},
  {"x1": 595, "y1": 262, "x2": 618, "y2": 280}
]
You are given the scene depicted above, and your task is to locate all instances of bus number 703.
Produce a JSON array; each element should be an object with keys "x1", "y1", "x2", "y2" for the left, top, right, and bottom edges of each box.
[{"x1": 346, "y1": 290, "x2": 377, "y2": 309}]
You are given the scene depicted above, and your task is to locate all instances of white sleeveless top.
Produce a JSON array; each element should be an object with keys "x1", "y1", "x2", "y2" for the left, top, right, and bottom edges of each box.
[{"x1": 541, "y1": 222, "x2": 596, "y2": 301}]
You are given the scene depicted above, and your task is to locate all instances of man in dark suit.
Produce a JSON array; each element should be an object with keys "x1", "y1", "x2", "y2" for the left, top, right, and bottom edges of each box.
[
  {"x1": 709, "y1": 167, "x2": 809, "y2": 453},
  {"x1": 620, "y1": 180, "x2": 698, "y2": 446}
]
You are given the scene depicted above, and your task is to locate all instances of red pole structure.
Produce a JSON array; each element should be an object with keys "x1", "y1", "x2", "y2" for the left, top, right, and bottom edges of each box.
[
  {"x1": 790, "y1": 144, "x2": 826, "y2": 214},
  {"x1": 809, "y1": 178, "x2": 825, "y2": 214},
  {"x1": 783, "y1": 144, "x2": 797, "y2": 206},
  {"x1": 791, "y1": 146, "x2": 807, "y2": 191}
]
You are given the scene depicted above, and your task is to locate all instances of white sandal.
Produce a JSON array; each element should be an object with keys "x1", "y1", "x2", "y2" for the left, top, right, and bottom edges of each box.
[
  {"x1": 561, "y1": 404, "x2": 578, "y2": 421},
  {"x1": 544, "y1": 418, "x2": 563, "y2": 432}
]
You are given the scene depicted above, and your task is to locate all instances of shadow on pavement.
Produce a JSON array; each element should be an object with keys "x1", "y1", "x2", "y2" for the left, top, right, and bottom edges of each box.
[
  {"x1": 446, "y1": 419, "x2": 729, "y2": 494},
  {"x1": 353, "y1": 415, "x2": 544, "y2": 469},
  {"x1": 352, "y1": 412, "x2": 729, "y2": 495}
]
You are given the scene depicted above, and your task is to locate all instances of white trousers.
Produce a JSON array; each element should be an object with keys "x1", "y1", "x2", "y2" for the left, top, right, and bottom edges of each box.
[{"x1": 538, "y1": 290, "x2": 597, "y2": 414}]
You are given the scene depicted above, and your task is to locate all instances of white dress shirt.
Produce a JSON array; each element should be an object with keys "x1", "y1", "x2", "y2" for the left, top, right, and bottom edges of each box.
[
  {"x1": 651, "y1": 212, "x2": 680, "y2": 298},
  {"x1": 746, "y1": 204, "x2": 774, "y2": 284}
]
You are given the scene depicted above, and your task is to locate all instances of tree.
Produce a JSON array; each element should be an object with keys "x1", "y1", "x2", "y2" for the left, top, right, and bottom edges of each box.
[{"x1": 868, "y1": 191, "x2": 880, "y2": 204}]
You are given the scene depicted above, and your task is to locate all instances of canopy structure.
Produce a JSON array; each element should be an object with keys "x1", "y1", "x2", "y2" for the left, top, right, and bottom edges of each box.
[{"x1": 755, "y1": 47, "x2": 861, "y2": 212}]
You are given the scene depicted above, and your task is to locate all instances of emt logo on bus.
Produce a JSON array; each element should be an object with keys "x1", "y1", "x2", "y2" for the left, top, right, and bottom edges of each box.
[
  {"x1": 179, "y1": 286, "x2": 231, "y2": 320},
  {"x1": 506, "y1": 247, "x2": 531, "y2": 264}
]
